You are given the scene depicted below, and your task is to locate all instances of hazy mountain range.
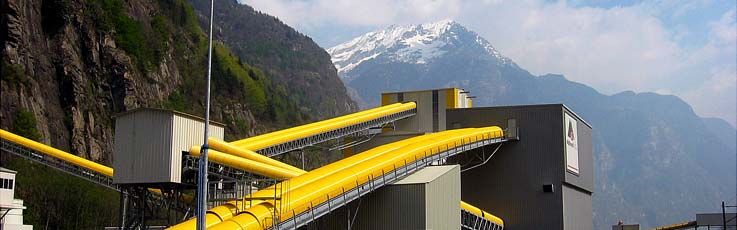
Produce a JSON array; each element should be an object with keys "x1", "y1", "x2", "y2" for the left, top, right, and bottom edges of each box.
[{"x1": 328, "y1": 20, "x2": 737, "y2": 229}]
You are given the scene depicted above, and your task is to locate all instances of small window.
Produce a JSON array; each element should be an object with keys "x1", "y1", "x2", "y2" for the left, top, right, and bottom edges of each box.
[
  {"x1": 1, "y1": 178, "x2": 6, "y2": 189},
  {"x1": 9, "y1": 179, "x2": 13, "y2": 190}
]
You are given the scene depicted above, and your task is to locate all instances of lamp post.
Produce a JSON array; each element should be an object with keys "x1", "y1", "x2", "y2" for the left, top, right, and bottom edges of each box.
[{"x1": 196, "y1": 0, "x2": 215, "y2": 229}]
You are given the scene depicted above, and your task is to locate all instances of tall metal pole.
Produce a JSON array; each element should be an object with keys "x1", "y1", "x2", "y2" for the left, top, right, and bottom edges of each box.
[{"x1": 197, "y1": 0, "x2": 215, "y2": 229}]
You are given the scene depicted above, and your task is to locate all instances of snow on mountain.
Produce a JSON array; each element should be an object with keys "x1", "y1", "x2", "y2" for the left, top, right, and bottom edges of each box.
[{"x1": 328, "y1": 19, "x2": 511, "y2": 76}]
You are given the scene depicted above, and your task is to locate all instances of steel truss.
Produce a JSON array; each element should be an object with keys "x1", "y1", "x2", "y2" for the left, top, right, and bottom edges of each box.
[
  {"x1": 272, "y1": 136, "x2": 507, "y2": 230},
  {"x1": 0, "y1": 138, "x2": 116, "y2": 190},
  {"x1": 257, "y1": 108, "x2": 416, "y2": 157},
  {"x1": 462, "y1": 209, "x2": 504, "y2": 230}
]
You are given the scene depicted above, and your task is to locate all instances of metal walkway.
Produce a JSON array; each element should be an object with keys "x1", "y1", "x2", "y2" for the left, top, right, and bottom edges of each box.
[{"x1": 0, "y1": 138, "x2": 117, "y2": 190}]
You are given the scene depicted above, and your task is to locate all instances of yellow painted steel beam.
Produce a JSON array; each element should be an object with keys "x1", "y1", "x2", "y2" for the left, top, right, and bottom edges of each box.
[
  {"x1": 461, "y1": 200, "x2": 504, "y2": 227},
  {"x1": 186, "y1": 127, "x2": 504, "y2": 230}
]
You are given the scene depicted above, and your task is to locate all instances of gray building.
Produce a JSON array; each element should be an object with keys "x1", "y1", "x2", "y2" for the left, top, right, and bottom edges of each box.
[{"x1": 447, "y1": 104, "x2": 594, "y2": 230}]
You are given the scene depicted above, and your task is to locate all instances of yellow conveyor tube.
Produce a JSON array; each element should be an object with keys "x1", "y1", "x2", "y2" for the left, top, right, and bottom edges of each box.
[
  {"x1": 230, "y1": 102, "x2": 417, "y2": 150},
  {"x1": 170, "y1": 130, "x2": 467, "y2": 229},
  {"x1": 461, "y1": 201, "x2": 504, "y2": 227},
  {"x1": 186, "y1": 103, "x2": 417, "y2": 179},
  {"x1": 190, "y1": 138, "x2": 304, "y2": 174},
  {"x1": 188, "y1": 146, "x2": 302, "y2": 179},
  {"x1": 1, "y1": 129, "x2": 114, "y2": 177},
  {"x1": 0, "y1": 129, "x2": 195, "y2": 203},
  {"x1": 170, "y1": 127, "x2": 503, "y2": 230},
  {"x1": 230, "y1": 103, "x2": 406, "y2": 147}
]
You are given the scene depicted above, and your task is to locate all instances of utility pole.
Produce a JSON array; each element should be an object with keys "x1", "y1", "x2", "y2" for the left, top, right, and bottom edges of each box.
[{"x1": 196, "y1": 0, "x2": 215, "y2": 229}]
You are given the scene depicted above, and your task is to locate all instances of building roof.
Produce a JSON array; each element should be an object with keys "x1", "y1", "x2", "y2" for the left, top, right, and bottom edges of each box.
[
  {"x1": 393, "y1": 165, "x2": 458, "y2": 185},
  {"x1": 0, "y1": 167, "x2": 17, "y2": 174},
  {"x1": 114, "y1": 107, "x2": 226, "y2": 127}
]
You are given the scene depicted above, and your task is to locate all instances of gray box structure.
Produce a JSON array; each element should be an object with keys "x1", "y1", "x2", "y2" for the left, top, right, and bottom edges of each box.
[
  {"x1": 113, "y1": 108, "x2": 224, "y2": 185},
  {"x1": 315, "y1": 165, "x2": 461, "y2": 230},
  {"x1": 447, "y1": 104, "x2": 594, "y2": 230}
]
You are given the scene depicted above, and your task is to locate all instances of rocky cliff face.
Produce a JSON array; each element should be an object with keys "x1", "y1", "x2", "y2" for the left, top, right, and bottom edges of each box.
[
  {"x1": 0, "y1": 0, "x2": 355, "y2": 227},
  {"x1": 187, "y1": 0, "x2": 358, "y2": 119}
]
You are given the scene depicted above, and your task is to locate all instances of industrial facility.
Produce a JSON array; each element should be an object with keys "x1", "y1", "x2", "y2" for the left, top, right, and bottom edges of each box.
[{"x1": 0, "y1": 88, "x2": 594, "y2": 230}]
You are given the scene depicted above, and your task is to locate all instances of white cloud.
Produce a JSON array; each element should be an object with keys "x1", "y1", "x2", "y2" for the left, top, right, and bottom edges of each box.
[
  {"x1": 242, "y1": 0, "x2": 736, "y2": 126},
  {"x1": 682, "y1": 9, "x2": 736, "y2": 126}
]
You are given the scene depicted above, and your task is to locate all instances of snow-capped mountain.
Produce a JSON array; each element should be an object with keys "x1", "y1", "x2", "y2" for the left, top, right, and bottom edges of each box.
[{"x1": 328, "y1": 20, "x2": 512, "y2": 78}]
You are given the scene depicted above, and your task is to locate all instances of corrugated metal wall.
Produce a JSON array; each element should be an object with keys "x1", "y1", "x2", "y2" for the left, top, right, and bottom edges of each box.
[
  {"x1": 171, "y1": 114, "x2": 224, "y2": 183},
  {"x1": 114, "y1": 109, "x2": 173, "y2": 184},
  {"x1": 114, "y1": 109, "x2": 225, "y2": 185},
  {"x1": 563, "y1": 184, "x2": 594, "y2": 230},
  {"x1": 447, "y1": 104, "x2": 593, "y2": 230}
]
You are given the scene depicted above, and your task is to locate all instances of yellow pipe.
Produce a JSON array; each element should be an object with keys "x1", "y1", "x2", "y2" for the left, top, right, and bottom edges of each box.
[
  {"x1": 189, "y1": 147, "x2": 302, "y2": 179},
  {"x1": 1, "y1": 129, "x2": 196, "y2": 204},
  {"x1": 229, "y1": 103, "x2": 406, "y2": 147},
  {"x1": 218, "y1": 128, "x2": 501, "y2": 229},
  {"x1": 170, "y1": 130, "x2": 466, "y2": 229},
  {"x1": 191, "y1": 138, "x2": 304, "y2": 173},
  {"x1": 461, "y1": 201, "x2": 504, "y2": 227},
  {"x1": 199, "y1": 127, "x2": 504, "y2": 230},
  {"x1": 274, "y1": 128, "x2": 501, "y2": 221},
  {"x1": 231, "y1": 102, "x2": 417, "y2": 150},
  {"x1": 1, "y1": 129, "x2": 114, "y2": 177}
]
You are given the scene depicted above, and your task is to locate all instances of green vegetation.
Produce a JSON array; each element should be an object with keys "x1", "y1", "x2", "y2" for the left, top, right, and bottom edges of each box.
[
  {"x1": 12, "y1": 109, "x2": 41, "y2": 141},
  {"x1": 1, "y1": 58, "x2": 27, "y2": 84},
  {"x1": 213, "y1": 43, "x2": 268, "y2": 114},
  {"x1": 4, "y1": 157, "x2": 119, "y2": 229},
  {"x1": 94, "y1": 0, "x2": 170, "y2": 70}
]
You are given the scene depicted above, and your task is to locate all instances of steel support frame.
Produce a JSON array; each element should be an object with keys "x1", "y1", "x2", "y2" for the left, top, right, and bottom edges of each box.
[
  {"x1": 461, "y1": 210, "x2": 503, "y2": 230},
  {"x1": 273, "y1": 136, "x2": 506, "y2": 230},
  {"x1": 0, "y1": 138, "x2": 117, "y2": 190}
]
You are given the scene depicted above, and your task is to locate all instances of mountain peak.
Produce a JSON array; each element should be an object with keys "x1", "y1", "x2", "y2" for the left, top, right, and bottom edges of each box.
[{"x1": 328, "y1": 20, "x2": 511, "y2": 76}]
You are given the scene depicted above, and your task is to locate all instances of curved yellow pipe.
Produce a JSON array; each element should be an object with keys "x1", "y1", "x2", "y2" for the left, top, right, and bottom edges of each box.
[{"x1": 201, "y1": 127, "x2": 504, "y2": 230}]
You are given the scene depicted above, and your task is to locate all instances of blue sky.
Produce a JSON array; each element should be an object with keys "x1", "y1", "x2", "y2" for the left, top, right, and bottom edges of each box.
[{"x1": 242, "y1": 0, "x2": 737, "y2": 127}]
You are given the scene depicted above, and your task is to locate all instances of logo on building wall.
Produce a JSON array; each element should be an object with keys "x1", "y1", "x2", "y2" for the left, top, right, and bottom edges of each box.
[
  {"x1": 567, "y1": 121, "x2": 576, "y2": 141},
  {"x1": 564, "y1": 113, "x2": 579, "y2": 174}
]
